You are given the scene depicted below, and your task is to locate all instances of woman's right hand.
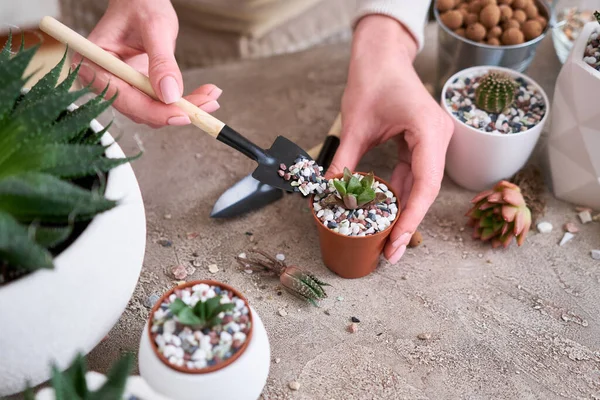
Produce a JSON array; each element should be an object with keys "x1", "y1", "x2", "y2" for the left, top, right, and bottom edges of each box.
[{"x1": 73, "y1": 0, "x2": 222, "y2": 128}]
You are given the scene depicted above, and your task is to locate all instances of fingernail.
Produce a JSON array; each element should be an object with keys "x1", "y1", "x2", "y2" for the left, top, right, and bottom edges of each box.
[
  {"x1": 200, "y1": 100, "x2": 220, "y2": 113},
  {"x1": 160, "y1": 76, "x2": 181, "y2": 104},
  {"x1": 167, "y1": 115, "x2": 191, "y2": 126},
  {"x1": 388, "y1": 245, "x2": 406, "y2": 264},
  {"x1": 209, "y1": 87, "x2": 223, "y2": 98},
  {"x1": 392, "y1": 232, "x2": 411, "y2": 249}
]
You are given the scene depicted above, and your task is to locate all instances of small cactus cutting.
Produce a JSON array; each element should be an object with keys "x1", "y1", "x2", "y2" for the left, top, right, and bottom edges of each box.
[{"x1": 475, "y1": 71, "x2": 518, "y2": 113}]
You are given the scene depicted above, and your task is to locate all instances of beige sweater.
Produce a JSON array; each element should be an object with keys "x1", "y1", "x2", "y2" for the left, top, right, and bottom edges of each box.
[{"x1": 354, "y1": 0, "x2": 432, "y2": 50}]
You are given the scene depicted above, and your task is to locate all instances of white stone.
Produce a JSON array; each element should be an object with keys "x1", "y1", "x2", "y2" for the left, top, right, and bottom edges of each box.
[
  {"x1": 238, "y1": 252, "x2": 247, "y2": 259},
  {"x1": 278, "y1": 308, "x2": 288, "y2": 317},
  {"x1": 276, "y1": 254, "x2": 285, "y2": 261},
  {"x1": 578, "y1": 210, "x2": 592, "y2": 224},
  {"x1": 536, "y1": 221, "x2": 553, "y2": 234},
  {"x1": 316, "y1": 209, "x2": 324, "y2": 218},
  {"x1": 591, "y1": 250, "x2": 600, "y2": 260},
  {"x1": 163, "y1": 332, "x2": 173, "y2": 344},
  {"x1": 208, "y1": 264, "x2": 219, "y2": 274},
  {"x1": 171, "y1": 335, "x2": 182, "y2": 347},
  {"x1": 174, "y1": 347, "x2": 184, "y2": 359},
  {"x1": 163, "y1": 345, "x2": 177, "y2": 358},
  {"x1": 339, "y1": 226, "x2": 350, "y2": 235},
  {"x1": 559, "y1": 232, "x2": 575, "y2": 246},
  {"x1": 163, "y1": 319, "x2": 176, "y2": 334},
  {"x1": 233, "y1": 332, "x2": 247, "y2": 342},
  {"x1": 155, "y1": 335, "x2": 166, "y2": 349},
  {"x1": 220, "y1": 331, "x2": 233, "y2": 343},
  {"x1": 194, "y1": 360, "x2": 207, "y2": 369}
]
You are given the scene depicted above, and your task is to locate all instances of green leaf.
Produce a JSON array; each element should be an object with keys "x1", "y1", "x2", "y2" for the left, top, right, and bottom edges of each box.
[
  {"x1": 169, "y1": 298, "x2": 187, "y2": 315},
  {"x1": 63, "y1": 353, "x2": 89, "y2": 398},
  {"x1": 0, "y1": 172, "x2": 117, "y2": 223},
  {"x1": 16, "y1": 48, "x2": 68, "y2": 111},
  {"x1": 0, "y1": 210, "x2": 54, "y2": 270},
  {"x1": 346, "y1": 176, "x2": 362, "y2": 194},
  {"x1": 79, "y1": 121, "x2": 112, "y2": 145},
  {"x1": 56, "y1": 61, "x2": 81, "y2": 93},
  {"x1": 194, "y1": 299, "x2": 207, "y2": 321},
  {"x1": 333, "y1": 179, "x2": 347, "y2": 196},
  {"x1": 50, "y1": 365, "x2": 81, "y2": 400},
  {"x1": 356, "y1": 188, "x2": 375, "y2": 207},
  {"x1": 177, "y1": 307, "x2": 203, "y2": 325},
  {"x1": 22, "y1": 384, "x2": 36, "y2": 400},
  {"x1": 0, "y1": 32, "x2": 12, "y2": 62},
  {"x1": 361, "y1": 173, "x2": 374, "y2": 190},
  {"x1": 88, "y1": 352, "x2": 133, "y2": 400},
  {"x1": 204, "y1": 295, "x2": 222, "y2": 319},
  {"x1": 343, "y1": 167, "x2": 352, "y2": 183},
  {"x1": 34, "y1": 225, "x2": 73, "y2": 248},
  {"x1": 306, "y1": 272, "x2": 332, "y2": 287},
  {"x1": 210, "y1": 302, "x2": 235, "y2": 318}
]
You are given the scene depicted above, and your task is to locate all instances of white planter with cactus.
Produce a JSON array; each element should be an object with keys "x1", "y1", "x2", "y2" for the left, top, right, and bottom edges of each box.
[
  {"x1": 441, "y1": 66, "x2": 549, "y2": 192},
  {"x1": 0, "y1": 37, "x2": 145, "y2": 395},
  {"x1": 547, "y1": 15, "x2": 600, "y2": 209}
]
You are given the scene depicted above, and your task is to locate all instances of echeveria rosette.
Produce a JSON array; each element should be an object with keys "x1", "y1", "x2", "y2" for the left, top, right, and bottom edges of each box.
[
  {"x1": 325, "y1": 168, "x2": 387, "y2": 210},
  {"x1": 466, "y1": 180, "x2": 532, "y2": 248}
]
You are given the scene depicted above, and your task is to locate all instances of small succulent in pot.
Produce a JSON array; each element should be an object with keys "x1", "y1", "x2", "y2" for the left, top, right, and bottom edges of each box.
[
  {"x1": 474, "y1": 71, "x2": 518, "y2": 113},
  {"x1": 322, "y1": 168, "x2": 387, "y2": 210},
  {"x1": 236, "y1": 250, "x2": 330, "y2": 306},
  {"x1": 169, "y1": 296, "x2": 235, "y2": 328},
  {"x1": 466, "y1": 180, "x2": 532, "y2": 248}
]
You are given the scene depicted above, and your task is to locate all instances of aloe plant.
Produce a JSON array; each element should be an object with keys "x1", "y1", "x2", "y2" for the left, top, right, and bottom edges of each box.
[
  {"x1": 322, "y1": 168, "x2": 387, "y2": 210},
  {"x1": 169, "y1": 295, "x2": 236, "y2": 327},
  {"x1": 0, "y1": 33, "x2": 140, "y2": 281},
  {"x1": 23, "y1": 352, "x2": 134, "y2": 400}
]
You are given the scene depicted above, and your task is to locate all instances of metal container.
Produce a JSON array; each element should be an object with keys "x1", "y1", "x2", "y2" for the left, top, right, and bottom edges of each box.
[{"x1": 434, "y1": 0, "x2": 552, "y2": 92}]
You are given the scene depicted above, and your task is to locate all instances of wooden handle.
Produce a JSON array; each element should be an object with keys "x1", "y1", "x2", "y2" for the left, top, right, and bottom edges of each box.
[
  {"x1": 307, "y1": 113, "x2": 342, "y2": 159},
  {"x1": 39, "y1": 16, "x2": 224, "y2": 137}
]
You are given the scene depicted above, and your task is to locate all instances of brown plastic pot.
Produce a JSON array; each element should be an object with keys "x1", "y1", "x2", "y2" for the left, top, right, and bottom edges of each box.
[
  {"x1": 310, "y1": 172, "x2": 399, "y2": 279},
  {"x1": 147, "y1": 280, "x2": 253, "y2": 374}
]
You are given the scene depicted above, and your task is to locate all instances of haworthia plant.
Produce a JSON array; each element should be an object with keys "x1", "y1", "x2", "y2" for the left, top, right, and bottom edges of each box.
[
  {"x1": 0, "y1": 33, "x2": 141, "y2": 280},
  {"x1": 169, "y1": 295, "x2": 236, "y2": 328}
]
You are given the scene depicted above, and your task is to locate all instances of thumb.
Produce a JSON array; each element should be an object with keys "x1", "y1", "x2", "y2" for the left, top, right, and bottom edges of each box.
[{"x1": 142, "y1": 21, "x2": 183, "y2": 105}]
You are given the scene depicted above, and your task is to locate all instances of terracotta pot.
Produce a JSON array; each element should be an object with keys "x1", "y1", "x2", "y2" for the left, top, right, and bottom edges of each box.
[
  {"x1": 310, "y1": 173, "x2": 399, "y2": 279},
  {"x1": 139, "y1": 280, "x2": 270, "y2": 400},
  {"x1": 146, "y1": 280, "x2": 253, "y2": 374}
]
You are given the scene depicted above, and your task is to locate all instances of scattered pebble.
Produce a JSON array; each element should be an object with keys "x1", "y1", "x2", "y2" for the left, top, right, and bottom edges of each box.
[
  {"x1": 192, "y1": 259, "x2": 202, "y2": 267},
  {"x1": 171, "y1": 265, "x2": 188, "y2": 280},
  {"x1": 144, "y1": 293, "x2": 161, "y2": 308},
  {"x1": 164, "y1": 214, "x2": 172, "y2": 220},
  {"x1": 591, "y1": 250, "x2": 600, "y2": 260},
  {"x1": 593, "y1": 213, "x2": 600, "y2": 221},
  {"x1": 195, "y1": 153, "x2": 201, "y2": 159},
  {"x1": 275, "y1": 358, "x2": 281, "y2": 364},
  {"x1": 417, "y1": 333, "x2": 432, "y2": 340},
  {"x1": 244, "y1": 269, "x2": 253, "y2": 274},
  {"x1": 559, "y1": 232, "x2": 575, "y2": 246},
  {"x1": 445, "y1": 72, "x2": 546, "y2": 134},
  {"x1": 288, "y1": 381, "x2": 300, "y2": 391},
  {"x1": 351, "y1": 317, "x2": 360, "y2": 323},
  {"x1": 275, "y1": 254, "x2": 285, "y2": 261},
  {"x1": 208, "y1": 264, "x2": 219, "y2": 274},
  {"x1": 238, "y1": 253, "x2": 247, "y2": 259},
  {"x1": 150, "y1": 283, "x2": 251, "y2": 371},
  {"x1": 324, "y1": 310, "x2": 331, "y2": 316},
  {"x1": 186, "y1": 232, "x2": 199, "y2": 239},
  {"x1": 563, "y1": 222, "x2": 579, "y2": 233},
  {"x1": 278, "y1": 309, "x2": 288, "y2": 317},
  {"x1": 408, "y1": 231, "x2": 423, "y2": 248},
  {"x1": 578, "y1": 210, "x2": 592, "y2": 224},
  {"x1": 536, "y1": 221, "x2": 553, "y2": 234},
  {"x1": 336, "y1": 296, "x2": 344, "y2": 301},
  {"x1": 158, "y1": 239, "x2": 172, "y2": 247},
  {"x1": 347, "y1": 323, "x2": 358, "y2": 333}
]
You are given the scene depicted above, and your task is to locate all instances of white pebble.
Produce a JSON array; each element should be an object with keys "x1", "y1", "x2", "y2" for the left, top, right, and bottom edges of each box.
[
  {"x1": 238, "y1": 252, "x2": 246, "y2": 259},
  {"x1": 220, "y1": 331, "x2": 233, "y2": 343},
  {"x1": 591, "y1": 250, "x2": 600, "y2": 260},
  {"x1": 208, "y1": 264, "x2": 219, "y2": 274},
  {"x1": 339, "y1": 226, "x2": 351, "y2": 235},
  {"x1": 584, "y1": 56, "x2": 597, "y2": 65},
  {"x1": 233, "y1": 331, "x2": 247, "y2": 342},
  {"x1": 163, "y1": 319, "x2": 176, "y2": 334},
  {"x1": 163, "y1": 332, "x2": 173, "y2": 343},
  {"x1": 194, "y1": 360, "x2": 207, "y2": 369},
  {"x1": 163, "y1": 344, "x2": 177, "y2": 358},
  {"x1": 171, "y1": 335, "x2": 182, "y2": 346},
  {"x1": 313, "y1": 202, "x2": 322, "y2": 212},
  {"x1": 379, "y1": 183, "x2": 388, "y2": 191},
  {"x1": 276, "y1": 253, "x2": 285, "y2": 261},
  {"x1": 579, "y1": 210, "x2": 592, "y2": 224},
  {"x1": 559, "y1": 232, "x2": 575, "y2": 246},
  {"x1": 536, "y1": 221, "x2": 553, "y2": 234},
  {"x1": 155, "y1": 335, "x2": 166, "y2": 348},
  {"x1": 192, "y1": 348, "x2": 207, "y2": 361},
  {"x1": 316, "y1": 210, "x2": 324, "y2": 218}
]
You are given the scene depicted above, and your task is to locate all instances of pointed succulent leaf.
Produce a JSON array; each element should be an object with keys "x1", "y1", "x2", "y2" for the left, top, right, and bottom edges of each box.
[
  {"x1": 306, "y1": 272, "x2": 332, "y2": 287},
  {"x1": 501, "y1": 187, "x2": 525, "y2": 207},
  {"x1": 0, "y1": 44, "x2": 37, "y2": 88},
  {"x1": 0, "y1": 172, "x2": 117, "y2": 223},
  {"x1": 333, "y1": 179, "x2": 347, "y2": 196},
  {"x1": 23, "y1": 385, "x2": 35, "y2": 400},
  {"x1": 210, "y1": 302, "x2": 235, "y2": 318},
  {"x1": 361, "y1": 172, "x2": 374, "y2": 189},
  {"x1": 343, "y1": 167, "x2": 353, "y2": 183},
  {"x1": 346, "y1": 175, "x2": 362, "y2": 194},
  {"x1": 356, "y1": 187, "x2": 376, "y2": 207},
  {"x1": 0, "y1": 32, "x2": 12, "y2": 62},
  {"x1": 193, "y1": 299, "x2": 207, "y2": 321},
  {"x1": 177, "y1": 307, "x2": 203, "y2": 326},
  {"x1": 55, "y1": 61, "x2": 82, "y2": 93},
  {"x1": 342, "y1": 194, "x2": 358, "y2": 209},
  {"x1": 203, "y1": 295, "x2": 222, "y2": 318},
  {"x1": 501, "y1": 205, "x2": 518, "y2": 222},
  {"x1": 34, "y1": 225, "x2": 73, "y2": 248},
  {"x1": 0, "y1": 76, "x2": 26, "y2": 120},
  {"x1": 16, "y1": 48, "x2": 68, "y2": 111},
  {"x1": 50, "y1": 364, "x2": 81, "y2": 400},
  {"x1": 480, "y1": 227, "x2": 496, "y2": 241},
  {"x1": 88, "y1": 352, "x2": 133, "y2": 400},
  {"x1": 80, "y1": 121, "x2": 112, "y2": 145},
  {"x1": 63, "y1": 353, "x2": 89, "y2": 398},
  {"x1": 0, "y1": 210, "x2": 54, "y2": 270},
  {"x1": 287, "y1": 266, "x2": 326, "y2": 299},
  {"x1": 471, "y1": 189, "x2": 494, "y2": 204},
  {"x1": 169, "y1": 298, "x2": 187, "y2": 315}
]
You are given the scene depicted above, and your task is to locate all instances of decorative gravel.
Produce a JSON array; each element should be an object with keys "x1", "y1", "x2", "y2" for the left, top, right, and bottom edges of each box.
[
  {"x1": 150, "y1": 283, "x2": 251, "y2": 371},
  {"x1": 583, "y1": 31, "x2": 600, "y2": 71},
  {"x1": 279, "y1": 157, "x2": 327, "y2": 195},
  {"x1": 445, "y1": 73, "x2": 546, "y2": 134}
]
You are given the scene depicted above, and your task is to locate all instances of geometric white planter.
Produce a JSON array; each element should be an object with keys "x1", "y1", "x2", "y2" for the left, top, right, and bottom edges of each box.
[
  {"x1": 0, "y1": 119, "x2": 146, "y2": 396},
  {"x1": 138, "y1": 306, "x2": 271, "y2": 400},
  {"x1": 441, "y1": 66, "x2": 550, "y2": 192},
  {"x1": 547, "y1": 21, "x2": 600, "y2": 209}
]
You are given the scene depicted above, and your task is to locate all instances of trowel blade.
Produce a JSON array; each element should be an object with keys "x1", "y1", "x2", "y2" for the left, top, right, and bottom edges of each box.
[{"x1": 210, "y1": 174, "x2": 284, "y2": 218}]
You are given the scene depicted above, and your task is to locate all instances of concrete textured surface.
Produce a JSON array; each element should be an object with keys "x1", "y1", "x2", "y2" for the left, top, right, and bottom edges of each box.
[{"x1": 86, "y1": 24, "x2": 600, "y2": 399}]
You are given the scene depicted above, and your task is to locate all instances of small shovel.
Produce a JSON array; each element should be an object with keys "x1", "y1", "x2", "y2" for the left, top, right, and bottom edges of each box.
[
  {"x1": 210, "y1": 113, "x2": 342, "y2": 218},
  {"x1": 39, "y1": 17, "x2": 310, "y2": 192}
]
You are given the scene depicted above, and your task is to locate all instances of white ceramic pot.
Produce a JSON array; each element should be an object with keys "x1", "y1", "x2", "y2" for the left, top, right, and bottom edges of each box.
[
  {"x1": 441, "y1": 66, "x2": 550, "y2": 192},
  {"x1": 547, "y1": 21, "x2": 600, "y2": 209},
  {"x1": 0, "y1": 118, "x2": 146, "y2": 396},
  {"x1": 139, "y1": 306, "x2": 271, "y2": 400}
]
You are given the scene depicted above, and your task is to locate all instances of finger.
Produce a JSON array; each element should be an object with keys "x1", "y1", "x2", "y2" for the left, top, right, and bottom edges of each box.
[
  {"x1": 75, "y1": 62, "x2": 219, "y2": 127},
  {"x1": 385, "y1": 138, "x2": 445, "y2": 264},
  {"x1": 325, "y1": 117, "x2": 371, "y2": 178},
  {"x1": 189, "y1": 84, "x2": 223, "y2": 100},
  {"x1": 141, "y1": 15, "x2": 183, "y2": 104}
]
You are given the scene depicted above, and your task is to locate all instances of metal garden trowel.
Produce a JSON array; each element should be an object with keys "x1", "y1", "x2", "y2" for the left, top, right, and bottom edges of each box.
[
  {"x1": 210, "y1": 113, "x2": 342, "y2": 218},
  {"x1": 39, "y1": 16, "x2": 309, "y2": 193}
]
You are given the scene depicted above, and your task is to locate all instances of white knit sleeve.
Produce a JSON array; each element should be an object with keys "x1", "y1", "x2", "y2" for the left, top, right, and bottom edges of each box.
[{"x1": 352, "y1": 0, "x2": 432, "y2": 51}]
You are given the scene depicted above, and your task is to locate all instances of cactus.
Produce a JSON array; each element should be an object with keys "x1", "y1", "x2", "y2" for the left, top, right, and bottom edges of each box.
[
  {"x1": 465, "y1": 180, "x2": 532, "y2": 248},
  {"x1": 474, "y1": 71, "x2": 518, "y2": 113},
  {"x1": 169, "y1": 295, "x2": 235, "y2": 328},
  {"x1": 0, "y1": 33, "x2": 141, "y2": 280},
  {"x1": 322, "y1": 168, "x2": 387, "y2": 210}
]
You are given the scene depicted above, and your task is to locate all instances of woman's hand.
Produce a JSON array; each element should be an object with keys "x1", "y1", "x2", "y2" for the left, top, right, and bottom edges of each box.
[
  {"x1": 327, "y1": 15, "x2": 454, "y2": 264},
  {"x1": 73, "y1": 0, "x2": 222, "y2": 128}
]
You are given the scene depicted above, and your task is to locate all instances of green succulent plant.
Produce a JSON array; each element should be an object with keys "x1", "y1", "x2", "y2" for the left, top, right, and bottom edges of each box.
[
  {"x1": 0, "y1": 33, "x2": 140, "y2": 281},
  {"x1": 169, "y1": 295, "x2": 236, "y2": 327},
  {"x1": 595, "y1": 10, "x2": 600, "y2": 24},
  {"x1": 323, "y1": 167, "x2": 387, "y2": 210},
  {"x1": 23, "y1": 352, "x2": 133, "y2": 400},
  {"x1": 236, "y1": 250, "x2": 331, "y2": 307},
  {"x1": 475, "y1": 71, "x2": 518, "y2": 113}
]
